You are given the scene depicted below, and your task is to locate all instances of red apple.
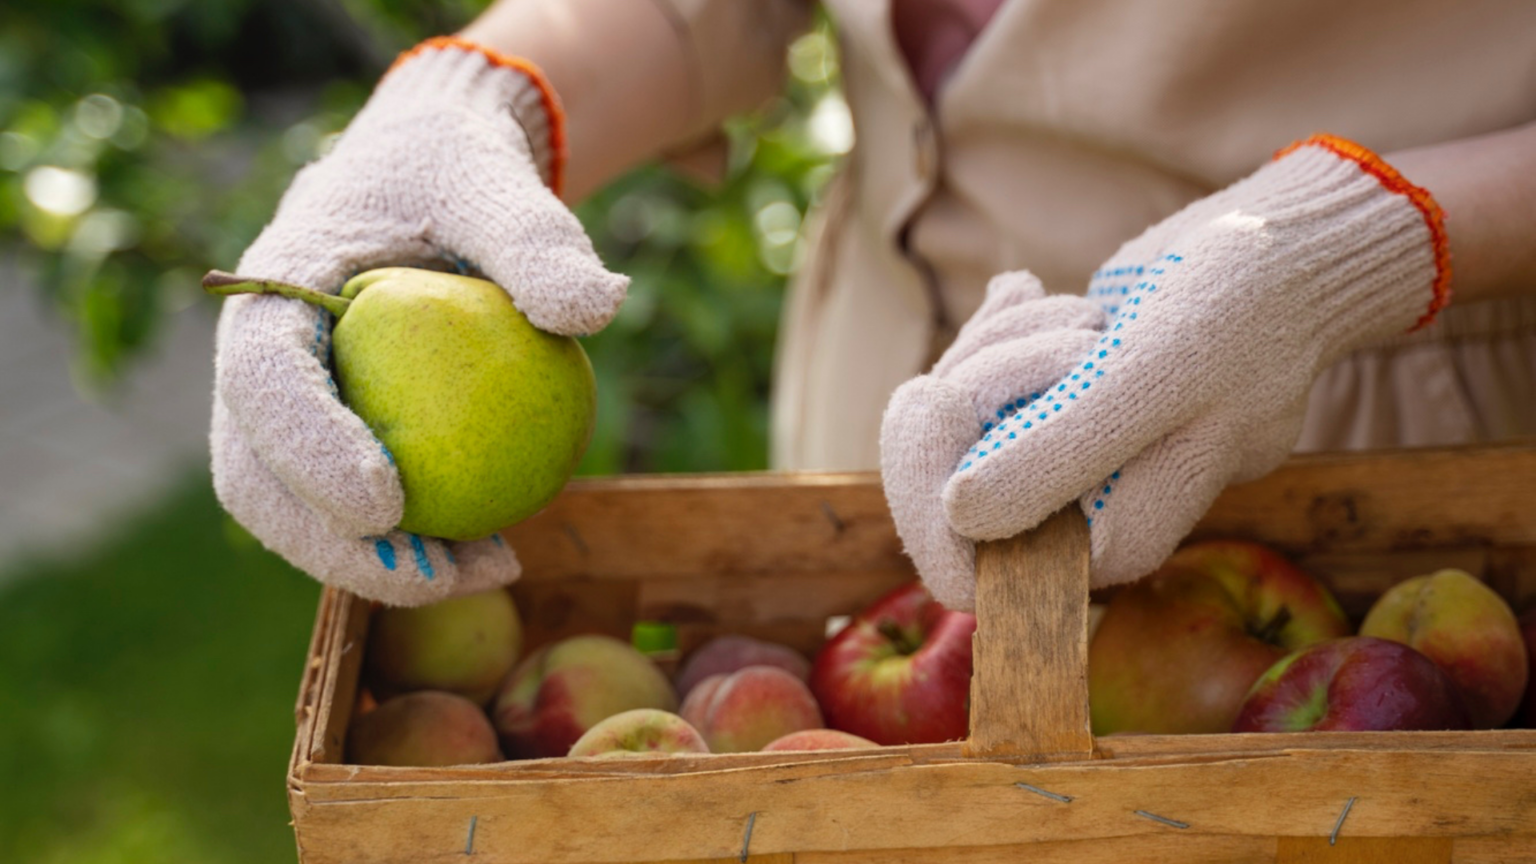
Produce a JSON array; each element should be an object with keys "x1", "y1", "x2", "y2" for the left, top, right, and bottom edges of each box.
[
  {"x1": 1233, "y1": 637, "x2": 1471, "y2": 732},
  {"x1": 810, "y1": 581, "x2": 976, "y2": 745},
  {"x1": 1089, "y1": 540, "x2": 1351, "y2": 735},
  {"x1": 1519, "y1": 607, "x2": 1536, "y2": 727},
  {"x1": 1359, "y1": 569, "x2": 1528, "y2": 729}
]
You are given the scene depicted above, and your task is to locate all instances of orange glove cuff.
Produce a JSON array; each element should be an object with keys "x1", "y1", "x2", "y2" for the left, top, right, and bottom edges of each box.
[
  {"x1": 1276, "y1": 133, "x2": 1451, "y2": 331},
  {"x1": 391, "y1": 36, "x2": 568, "y2": 198}
]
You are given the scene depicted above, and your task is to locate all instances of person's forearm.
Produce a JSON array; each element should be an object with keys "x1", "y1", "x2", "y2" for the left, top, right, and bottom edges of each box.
[
  {"x1": 1387, "y1": 121, "x2": 1536, "y2": 305},
  {"x1": 459, "y1": 0, "x2": 693, "y2": 202}
]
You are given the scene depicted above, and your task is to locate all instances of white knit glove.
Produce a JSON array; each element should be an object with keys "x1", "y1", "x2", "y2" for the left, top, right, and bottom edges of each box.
[
  {"x1": 883, "y1": 136, "x2": 1449, "y2": 609},
  {"x1": 212, "y1": 38, "x2": 628, "y2": 606}
]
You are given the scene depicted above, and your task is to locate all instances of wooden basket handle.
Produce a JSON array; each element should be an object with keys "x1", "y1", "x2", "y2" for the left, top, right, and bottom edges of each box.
[{"x1": 963, "y1": 507, "x2": 1094, "y2": 761}]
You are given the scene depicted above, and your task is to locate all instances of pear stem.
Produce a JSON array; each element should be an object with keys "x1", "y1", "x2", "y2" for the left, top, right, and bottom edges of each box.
[{"x1": 202, "y1": 270, "x2": 352, "y2": 318}]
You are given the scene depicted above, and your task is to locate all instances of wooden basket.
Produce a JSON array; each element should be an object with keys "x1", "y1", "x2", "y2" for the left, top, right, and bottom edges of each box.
[{"x1": 288, "y1": 444, "x2": 1536, "y2": 864}]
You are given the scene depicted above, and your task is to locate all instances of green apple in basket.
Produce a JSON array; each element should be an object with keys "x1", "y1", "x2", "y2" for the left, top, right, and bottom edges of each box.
[{"x1": 204, "y1": 267, "x2": 596, "y2": 540}]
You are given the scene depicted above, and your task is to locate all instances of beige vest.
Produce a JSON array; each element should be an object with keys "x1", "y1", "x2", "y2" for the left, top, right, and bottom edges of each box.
[{"x1": 770, "y1": 0, "x2": 1536, "y2": 470}]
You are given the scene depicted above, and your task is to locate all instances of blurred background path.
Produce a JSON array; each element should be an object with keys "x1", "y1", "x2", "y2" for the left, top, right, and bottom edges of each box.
[{"x1": 0, "y1": 258, "x2": 217, "y2": 582}]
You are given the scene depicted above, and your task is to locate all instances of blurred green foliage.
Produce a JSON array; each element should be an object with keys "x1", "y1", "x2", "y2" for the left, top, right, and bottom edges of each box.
[
  {"x1": 0, "y1": 0, "x2": 847, "y2": 472},
  {"x1": 0, "y1": 473, "x2": 322, "y2": 864}
]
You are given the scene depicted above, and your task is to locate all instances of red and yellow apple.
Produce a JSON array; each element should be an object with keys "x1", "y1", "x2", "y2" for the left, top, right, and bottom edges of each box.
[
  {"x1": 1089, "y1": 540, "x2": 1351, "y2": 735},
  {"x1": 1233, "y1": 636, "x2": 1471, "y2": 732},
  {"x1": 1359, "y1": 568, "x2": 1528, "y2": 729},
  {"x1": 566, "y1": 709, "x2": 710, "y2": 758},
  {"x1": 492, "y1": 634, "x2": 676, "y2": 759},
  {"x1": 810, "y1": 581, "x2": 976, "y2": 745},
  {"x1": 679, "y1": 665, "x2": 824, "y2": 753}
]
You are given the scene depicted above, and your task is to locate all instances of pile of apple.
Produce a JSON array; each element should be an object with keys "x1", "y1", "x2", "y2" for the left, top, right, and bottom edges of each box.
[
  {"x1": 1090, "y1": 540, "x2": 1535, "y2": 735},
  {"x1": 346, "y1": 582, "x2": 978, "y2": 766},
  {"x1": 347, "y1": 539, "x2": 1536, "y2": 766}
]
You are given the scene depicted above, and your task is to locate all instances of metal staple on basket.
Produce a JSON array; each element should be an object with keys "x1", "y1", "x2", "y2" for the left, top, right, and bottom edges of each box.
[
  {"x1": 1330, "y1": 797, "x2": 1357, "y2": 846},
  {"x1": 739, "y1": 811, "x2": 758, "y2": 862}
]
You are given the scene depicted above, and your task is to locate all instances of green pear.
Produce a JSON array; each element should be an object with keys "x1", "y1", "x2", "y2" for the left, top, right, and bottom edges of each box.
[{"x1": 205, "y1": 267, "x2": 596, "y2": 540}]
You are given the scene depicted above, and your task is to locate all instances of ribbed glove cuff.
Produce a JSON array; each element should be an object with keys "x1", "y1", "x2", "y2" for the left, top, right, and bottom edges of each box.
[
  {"x1": 386, "y1": 37, "x2": 567, "y2": 196},
  {"x1": 1166, "y1": 135, "x2": 1448, "y2": 370},
  {"x1": 1275, "y1": 134, "x2": 1451, "y2": 332}
]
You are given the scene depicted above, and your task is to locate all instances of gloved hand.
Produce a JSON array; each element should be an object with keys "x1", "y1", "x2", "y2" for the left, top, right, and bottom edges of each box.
[
  {"x1": 212, "y1": 38, "x2": 629, "y2": 606},
  {"x1": 881, "y1": 272, "x2": 1108, "y2": 610},
  {"x1": 883, "y1": 135, "x2": 1449, "y2": 609}
]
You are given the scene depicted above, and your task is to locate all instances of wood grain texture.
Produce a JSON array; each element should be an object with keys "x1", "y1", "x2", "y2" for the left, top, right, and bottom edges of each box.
[
  {"x1": 501, "y1": 472, "x2": 910, "y2": 581},
  {"x1": 1276, "y1": 836, "x2": 1452, "y2": 863},
  {"x1": 1189, "y1": 443, "x2": 1536, "y2": 552},
  {"x1": 294, "y1": 725, "x2": 1536, "y2": 788},
  {"x1": 304, "y1": 591, "x2": 369, "y2": 765},
  {"x1": 1451, "y1": 835, "x2": 1536, "y2": 863},
  {"x1": 289, "y1": 748, "x2": 1536, "y2": 863},
  {"x1": 799, "y1": 835, "x2": 1277, "y2": 864},
  {"x1": 965, "y1": 509, "x2": 1092, "y2": 760},
  {"x1": 495, "y1": 446, "x2": 1536, "y2": 586},
  {"x1": 1294, "y1": 547, "x2": 1491, "y2": 619}
]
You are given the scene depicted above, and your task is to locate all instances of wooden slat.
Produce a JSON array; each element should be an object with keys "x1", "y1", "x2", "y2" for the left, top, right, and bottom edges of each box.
[
  {"x1": 635, "y1": 569, "x2": 915, "y2": 630},
  {"x1": 1487, "y1": 545, "x2": 1536, "y2": 613},
  {"x1": 294, "y1": 586, "x2": 339, "y2": 725},
  {"x1": 495, "y1": 446, "x2": 1536, "y2": 587},
  {"x1": 296, "y1": 726, "x2": 1536, "y2": 787},
  {"x1": 648, "y1": 848, "x2": 792, "y2": 854},
  {"x1": 1452, "y1": 834, "x2": 1536, "y2": 863},
  {"x1": 1277, "y1": 836, "x2": 1452, "y2": 863},
  {"x1": 965, "y1": 509, "x2": 1092, "y2": 761},
  {"x1": 509, "y1": 579, "x2": 639, "y2": 655},
  {"x1": 289, "y1": 749, "x2": 1536, "y2": 863},
  {"x1": 1294, "y1": 547, "x2": 1491, "y2": 620},
  {"x1": 798, "y1": 835, "x2": 1277, "y2": 864},
  {"x1": 502, "y1": 472, "x2": 907, "y2": 581},
  {"x1": 1096, "y1": 728, "x2": 1536, "y2": 760},
  {"x1": 1192, "y1": 443, "x2": 1536, "y2": 552},
  {"x1": 308, "y1": 593, "x2": 370, "y2": 765}
]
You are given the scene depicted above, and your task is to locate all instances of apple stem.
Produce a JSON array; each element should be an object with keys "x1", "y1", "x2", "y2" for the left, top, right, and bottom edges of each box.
[
  {"x1": 876, "y1": 619, "x2": 921, "y2": 655},
  {"x1": 202, "y1": 270, "x2": 352, "y2": 318},
  {"x1": 1252, "y1": 605, "x2": 1294, "y2": 644}
]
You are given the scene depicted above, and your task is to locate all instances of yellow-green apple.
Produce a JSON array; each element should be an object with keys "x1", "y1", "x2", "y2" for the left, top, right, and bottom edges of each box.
[
  {"x1": 1233, "y1": 637, "x2": 1471, "y2": 732},
  {"x1": 809, "y1": 581, "x2": 976, "y2": 745},
  {"x1": 365, "y1": 588, "x2": 522, "y2": 705},
  {"x1": 1359, "y1": 568, "x2": 1527, "y2": 729},
  {"x1": 492, "y1": 634, "x2": 676, "y2": 759},
  {"x1": 347, "y1": 691, "x2": 504, "y2": 766},
  {"x1": 761, "y1": 729, "x2": 879, "y2": 752},
  {"x1": 674, "y1": 635, "x2": 811, "y2": 698},
  {"x1": 679, "y1": 666, "x2": 824, "y2": 753},
  {"x1": 1518, "y1": 607, "x2": 1536, "y2": 726},
  {"x1": 566, "y1": 709, "x2": 709, "y2": 759},
  {"x1": 1090, "y1": 540, "x2": 1351, "y2": 735}
]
